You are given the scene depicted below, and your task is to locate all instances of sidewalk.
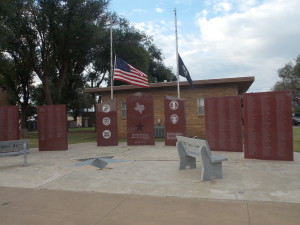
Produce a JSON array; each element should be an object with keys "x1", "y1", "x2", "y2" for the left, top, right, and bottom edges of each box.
[
  {"x1": 1, "y1": 142, "x2": 300, "y2": 224},
  {"x1": 1, "y1": 186, "x2": 300, "y2": 225}
]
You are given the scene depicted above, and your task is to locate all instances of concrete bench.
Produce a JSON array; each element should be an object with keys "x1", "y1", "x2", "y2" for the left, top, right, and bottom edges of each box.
[
  {"x1": 176, "y1": 136, "x2": 227, "y2": 181},
  {"x1": 0, "y1": 140, "x2": 29, "y2": 167}
]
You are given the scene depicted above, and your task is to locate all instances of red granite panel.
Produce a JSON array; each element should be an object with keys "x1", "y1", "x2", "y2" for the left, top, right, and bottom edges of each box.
[
  {"x1": 164, "y1": 96, "x2": 186, "y2": 146},
  {"x1": 96, "y1": 99, "x2": 118, "y2": 146},
  {"x1": 0, "y1": 106, "x2": 19, "y2": 141},
  {"x1": 243, "y1": 91, "x2": 293, "y2": 161},
  {"x1": 126, "y1": 92, "x2": 154, "y2": 145},
  {"x1": 37, "y1": 105, "x2": 68, "y2": 151},
  {"x1": 205, "y1": 96, "x2": 243, "y2": 152}
]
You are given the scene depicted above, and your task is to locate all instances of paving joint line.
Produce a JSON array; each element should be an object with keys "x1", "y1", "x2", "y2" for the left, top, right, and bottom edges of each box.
[
  {"x1": 36, "y1": 171, "x2": 76, "y2": 189},
  {"x1": 93, "y1": 194, "x2": 132, "y2": 225},
  {"x1": 246, "y1": 202, "x2": 252, "y2": 225}
]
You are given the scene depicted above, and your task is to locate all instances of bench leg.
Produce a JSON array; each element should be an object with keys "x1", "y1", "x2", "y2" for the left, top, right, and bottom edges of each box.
[
  {"x1": 179, "y1": 152, "x2": 196, "y2": 170},
  {"x1": 23, "y1": 143, "x2": 28, "y2": 167},
  {"x1": 212, "y1": 163, "x2": 222, "y2": 179},
  {"x1": 201, "y1": 162, "x2": 223, "y2": 181},
  {"x1": 177, "y1": 143, "x2": 196, "y2": 170},
  {"x1": 201, "y1": 165, "x2": 208, "y2": 181},
  {"x1": 185, "y1": 155, "x2": 196, "y2": 169}
]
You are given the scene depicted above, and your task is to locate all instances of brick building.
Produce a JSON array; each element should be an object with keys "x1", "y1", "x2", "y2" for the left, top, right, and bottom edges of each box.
[{"x1": 84, "y1": 76, "x2": 254, "y2": 139}]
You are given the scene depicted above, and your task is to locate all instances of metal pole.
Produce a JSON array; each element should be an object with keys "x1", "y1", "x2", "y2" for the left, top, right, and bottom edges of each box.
[
  {"x1": 174, "y1": 9, "x2": 180, "y2": 99},
  {"x1": 23, "y1": 142, "x2": 28, "y2": 167},
  {"x1": 110, "y1": 19, "x2": 113, "y2": 100}
]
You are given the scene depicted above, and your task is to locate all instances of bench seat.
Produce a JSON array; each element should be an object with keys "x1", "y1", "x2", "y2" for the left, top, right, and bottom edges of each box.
[
  {"x1": 176, "y1": 136, "x2": 227, "y2": 181},
  {"x1": 0, "y1": 140, "x2": 29, "y2": 167}
]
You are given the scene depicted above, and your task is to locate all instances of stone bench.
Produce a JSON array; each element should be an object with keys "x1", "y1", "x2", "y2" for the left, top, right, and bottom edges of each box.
[
  {"x1": 176, "y1": 136, "x2": 227, "y2": 181},
  {"x1": 0, "y1": 140, "x2": 29, "y2": 167}
]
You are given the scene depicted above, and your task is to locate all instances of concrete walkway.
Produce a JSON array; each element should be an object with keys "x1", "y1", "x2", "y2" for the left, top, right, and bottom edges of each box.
[
  {"x1": 1, "y1": 142, "x2": 300, "y2": 224},
  {"x1": 1, "y1": 186, "x2": 300, "y2": 225}
]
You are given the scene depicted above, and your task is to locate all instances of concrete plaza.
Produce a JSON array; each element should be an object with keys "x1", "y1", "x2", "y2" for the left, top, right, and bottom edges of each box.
[{"x1": 1, "y1": 142, "x2": 300, "y2": 225}]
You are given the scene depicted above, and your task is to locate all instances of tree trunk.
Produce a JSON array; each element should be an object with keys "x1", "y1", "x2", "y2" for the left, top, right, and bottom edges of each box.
[
  {"x1": 20, "y1": 104, "x2": 29, "y2": 139},
  {"x1": 56, "y1": 63, "x2": 69, "y2": 104},
  {"x1": 44, "y1": 82, "x2": 53, "y2": 105}
]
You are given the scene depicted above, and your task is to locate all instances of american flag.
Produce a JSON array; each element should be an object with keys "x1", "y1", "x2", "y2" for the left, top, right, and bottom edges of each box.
[{"x1": 113, "y1": 57, "x2": 149, "y2": 88}]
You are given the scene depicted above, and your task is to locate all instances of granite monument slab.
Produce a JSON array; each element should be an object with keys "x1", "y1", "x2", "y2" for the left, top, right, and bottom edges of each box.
[
  {"x1": 126, "y1": 92, "x2": 154, "y2": 145},
  {"x1": 205, "y1": 96, "x2": 243, "y2": 152},
  {"x1": 96, "y1": 99, "x2": 118, "y2": 146},
  {"x1": 243, "y1": 91, "x2": 293, "y2": 161},
  {"x1": 164, "y1": 96, "x2": 186, "y2": 146},
  {"x1": 0, "y1": 106, "x2": 19, "y2": 141},
  {"x1": 37, "y1": 104, "x2": 68, "y2": 151}
]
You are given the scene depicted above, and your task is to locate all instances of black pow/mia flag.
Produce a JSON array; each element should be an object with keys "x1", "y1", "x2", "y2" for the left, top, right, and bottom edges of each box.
[{"x1": 178, "y1": 54, "x2": 192, "y2": 86}]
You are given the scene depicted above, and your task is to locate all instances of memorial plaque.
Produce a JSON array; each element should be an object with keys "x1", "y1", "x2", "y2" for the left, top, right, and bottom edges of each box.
[
  {"x1": 205, "y1": 96, "x2": 243, "y2": 152},
  {"x1": 0, "y1": 106, "x2": 19, "y2": 141},
  {"x1": 243, "y1": 91, "x2": 293, "y2": 161},
  {"x1": 164, "y1": 96, "x2": 186, "y2": 146},
  {"x1": 38, "y1": 105, "x2": 68, "y2": 151},
  {"x1": 96, "y1": 99, "x2": 118, "y2": 146},
  {"x1": 126, "y1": 92, "x2": 154, "y2": 145}
]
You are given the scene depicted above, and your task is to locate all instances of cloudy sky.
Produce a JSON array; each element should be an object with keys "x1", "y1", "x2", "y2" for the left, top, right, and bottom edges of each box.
[{"x1": 109, "y1": 0, "x2": 300, "y2": 92}]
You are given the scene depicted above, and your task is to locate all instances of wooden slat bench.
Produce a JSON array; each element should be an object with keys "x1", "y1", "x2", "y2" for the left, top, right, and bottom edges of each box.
[
  {"x1": 0, "y1": 139, "x2": 29, "y2": 167},
  {"x1": 176, "y1": 136, "x2": 227, "y2": 181}
]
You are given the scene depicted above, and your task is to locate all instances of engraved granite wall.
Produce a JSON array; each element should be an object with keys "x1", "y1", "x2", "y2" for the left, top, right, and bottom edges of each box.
[
  {"x1": 205, "y1": 96, "x2": 243, "y2": 152},
  {"x1": 0, "y1": 106, "x2": 19, "y2": 141},
  {"x1": 37, "y1": 105, "x2": 68, "y2": 151},
  {"x1": 243, "y1": 91, "x2": 293, "y2": 161},
  {"x1": 96, "y1": 99, "x2": 118, "y2": 146},
  {"x1": 126, "y1": 92, "x2": 154, "y2": 145},
  {"x1": 164, "y1": 96, "x2": 186, "y2": 146}
]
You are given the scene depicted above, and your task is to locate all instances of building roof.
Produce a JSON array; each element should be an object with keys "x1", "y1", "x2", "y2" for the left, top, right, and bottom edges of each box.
[{"x1": 84, "y1": 76, "x2": 255, "y2": 95}]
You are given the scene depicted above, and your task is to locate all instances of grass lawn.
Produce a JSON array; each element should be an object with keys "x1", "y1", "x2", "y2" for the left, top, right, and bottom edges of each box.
[
  {"x1": 28, "y1": 127, "x2": 96, "y2": 148},
  {"x1": 293, "y1": 127, "x2": 300, "y2": 152},
  {"x1": 28, "y1": 127, "x2": 300, "y2": 152}
]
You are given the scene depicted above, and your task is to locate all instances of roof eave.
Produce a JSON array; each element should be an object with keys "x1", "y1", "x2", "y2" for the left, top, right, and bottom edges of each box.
[{"x1": 84, "y1": 76, "x2": 255, "y2": 95}]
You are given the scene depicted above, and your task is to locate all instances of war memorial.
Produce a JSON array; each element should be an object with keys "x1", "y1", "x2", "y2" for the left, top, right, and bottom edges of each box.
[{"x1": 0, "y1": 78, "x2": 299, "y2": 224}]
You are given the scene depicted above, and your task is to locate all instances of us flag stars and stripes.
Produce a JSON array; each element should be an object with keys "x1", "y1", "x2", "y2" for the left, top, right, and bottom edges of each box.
[{"x1": 113, "y1": 57, "x2": 149, "y2": 88}]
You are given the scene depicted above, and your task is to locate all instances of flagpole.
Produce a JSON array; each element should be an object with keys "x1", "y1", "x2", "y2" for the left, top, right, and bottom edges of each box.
[
  {"x1": 110, "y1": 19, "x2": 113, "y2": 100},
  {"x1": 174, "y1": 9, "x2": 180, "y2": 99}
]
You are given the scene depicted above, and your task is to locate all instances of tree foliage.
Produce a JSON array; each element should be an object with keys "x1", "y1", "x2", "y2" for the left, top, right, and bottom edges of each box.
[
  {"x1": 272, "y1": 55, "x2": 300, "y2": 107},
  {"x1": 85, "y1": 16, "x2": 176, "y2": 88},
  {"x1": 0, "y1": 0, "x2": 36, "y2": 131},
  {"x1": 29, "y1": 0, "x2": 109, "y2": 104},
  {"x1": 0, "y1": 0, "x2": 176, "y2": 126}
]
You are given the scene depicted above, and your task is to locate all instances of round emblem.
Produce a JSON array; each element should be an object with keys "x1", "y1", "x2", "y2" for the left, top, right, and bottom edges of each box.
[
  {"x1": 170, "y1": 114, "x2": 179, "y2": 124},
  {"x1": 102, "y1": 104, "x2": 111, "y2": 113},
  {"x1": 102, "y1": 117, "x2": 111, "y2": 126},
  {"x1": 169, "y1": 100, "x2": 179, "y2": 110},
  {"x1": 102, "y1": 130, "x2": 111, "y2": 139}
]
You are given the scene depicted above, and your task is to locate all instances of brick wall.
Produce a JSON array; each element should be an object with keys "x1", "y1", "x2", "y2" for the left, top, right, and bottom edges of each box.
[{"x1": 102, "y1": 84, "x2": 238, "y2": 139}]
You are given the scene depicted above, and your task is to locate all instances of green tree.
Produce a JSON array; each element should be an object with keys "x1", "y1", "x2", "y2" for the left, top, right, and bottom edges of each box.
[
  {"x1": 1, "y1": 0, "x2": 175, "y2": 124},
  {"x1": 272, "y1": 55, "x2": 300, "y2": 109},
  {"x1": 85, "y1": 16, "x2": 175, "y2": 108},
  {"x1": 112, "y1": 20, "x2": 175, "y2": 84},
  {"x1": 147, "y1": 44, "x2": 176, "y2": 82},
  {"x1": 0, "y1": 0, "x2": 36, "y2": 135},
  {"x1": 61, "y1": 73, "x2": 93, "y2": 121},
  {"x1": 29, "y1": 0, "x2": 109, "y2": 105}
]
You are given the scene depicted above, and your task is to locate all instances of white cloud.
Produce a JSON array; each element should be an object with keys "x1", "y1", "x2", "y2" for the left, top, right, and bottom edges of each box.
[
  {"x1": 155, "y1": 7, "x2": 164, "y2": 13},
  {"x1": 133, "y1": 0, "x2": 300, "y2": 92},
  {"x1": 213, "y1": 2, "x2": 232, "y2": 13},
  {"x1": 194, "y1": 0, "x2": 300, "y2": 91},
  {"x1": 132, "y1": 8, "x2": 147, "y2": 13},
  {"x1": 205, "y1": 0, "x2": 259, "y2": 13}
]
